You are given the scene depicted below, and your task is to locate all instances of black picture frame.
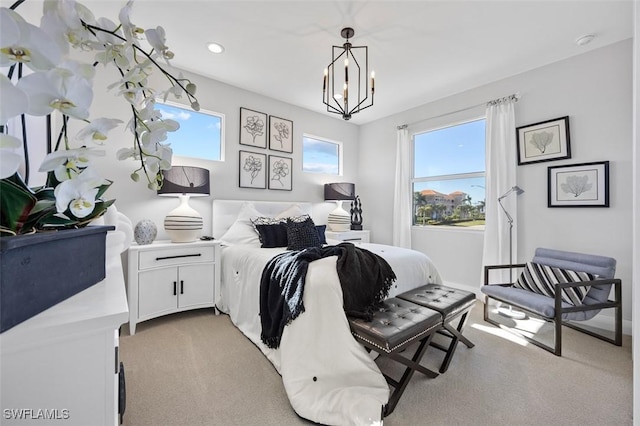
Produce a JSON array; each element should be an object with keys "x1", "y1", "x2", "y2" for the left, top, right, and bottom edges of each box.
[
  {"x1": 239, "y1": 107, "x2": 267, "y2": 149},
  {"x1": 239, "y1": 150, "x2": 266, "y2": 189},
  {"x1": 268, "y1": 155, "x2": 292, "y2": 191},
  {"x1": 548, "y1": 161, "x2": 609, "y2": 207},
  {"x1": 269, "y1": 116, "x2": 293, "y2": 153},
  {"x1": 517, "y1": 116, "x2": 571, "y2": 165}
]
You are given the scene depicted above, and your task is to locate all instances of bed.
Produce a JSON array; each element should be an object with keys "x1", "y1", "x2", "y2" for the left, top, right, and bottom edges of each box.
[{"x1": 212, "y1": 200, "x2": 442, "y2": 425}]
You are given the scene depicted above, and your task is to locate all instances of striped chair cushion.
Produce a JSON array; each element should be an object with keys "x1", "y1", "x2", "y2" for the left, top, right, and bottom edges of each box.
[{"x1": 514, "y1": 262, "x2": 595, "y2": 306}]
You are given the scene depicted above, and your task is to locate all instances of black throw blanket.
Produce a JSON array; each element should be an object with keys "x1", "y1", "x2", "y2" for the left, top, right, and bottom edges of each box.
[{"x1": 260, "y1": 243, "x2": 396, "y2": 349}]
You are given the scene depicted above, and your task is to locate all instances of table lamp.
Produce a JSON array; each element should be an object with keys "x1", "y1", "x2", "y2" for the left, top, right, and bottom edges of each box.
[
  {"x1": 324, "y1": 182, "x2": 355, "y2": 232},
  {"x1": 157, "y1": 166, "x2": 210, "y2": 243}
]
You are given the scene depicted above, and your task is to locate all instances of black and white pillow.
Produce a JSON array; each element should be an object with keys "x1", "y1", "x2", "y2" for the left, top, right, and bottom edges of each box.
[
  {"x1": 514, "y1": 262, "x2": 594, "y2": 305},
  {"x1": 286, "y1": 216, "x2": 322, "y2": 250}
]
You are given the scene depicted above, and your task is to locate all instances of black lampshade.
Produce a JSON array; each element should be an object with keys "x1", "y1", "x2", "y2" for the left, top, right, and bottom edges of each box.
[
  {"x1": 157, "y1": 166, "x2": 210, "y2": 197},
  {"x1": 324, "y1": 183, "x2": 355, "y2": 201}
]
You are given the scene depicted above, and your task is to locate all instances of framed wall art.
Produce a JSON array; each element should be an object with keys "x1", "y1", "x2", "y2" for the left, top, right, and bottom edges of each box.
[
  {"x1": 268, "y1": 155, "x2": 292, "y2": 191},
  {"x1": 239, "y1": 107, "x2": 267, "y2": 149},
  {"x1": 548, "y1": 161, "x2": 609, "y2": 208},
  {"x1": 517, "y1": 116, "x2": 571, "y2": 165},
  {"x1": 239, "y1": 150, "x2": 266, "y2": 189},
  {"x1": 269, "y1": 115, "x2": 293, "y2": 153}
]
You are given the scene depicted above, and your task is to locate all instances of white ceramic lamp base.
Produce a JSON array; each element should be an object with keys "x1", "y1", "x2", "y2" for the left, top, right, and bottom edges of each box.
[
  {"x1": 164, "y1": 195, "x2": 203, "y2": 243},
  {"x1": 327, "y1": 200, "x2": 351, "y2": 232}
]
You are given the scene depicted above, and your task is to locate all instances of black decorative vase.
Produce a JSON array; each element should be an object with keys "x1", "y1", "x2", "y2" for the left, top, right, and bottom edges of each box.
[
  {"x1": 0, "y1": 225, "x2": 114, "y2": 333},
  {"x1": 350, "y1": 196, "x2": 363, "y2": 230}
]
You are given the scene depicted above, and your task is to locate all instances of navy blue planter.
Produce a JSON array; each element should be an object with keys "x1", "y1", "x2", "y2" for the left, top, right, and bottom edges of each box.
[{"x1": 0, "y1": 225, "x2": 114, "y2": 333}]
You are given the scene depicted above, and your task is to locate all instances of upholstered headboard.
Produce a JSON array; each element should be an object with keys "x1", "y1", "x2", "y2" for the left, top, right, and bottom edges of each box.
[{"x1": 211, "y1": 200, "x2": 321, "y2": 239}]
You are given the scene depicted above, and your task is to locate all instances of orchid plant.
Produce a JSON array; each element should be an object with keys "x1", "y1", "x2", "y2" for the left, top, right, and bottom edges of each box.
[{"x1": 0, "y1": 0, "x2": 199, "y2": 236}]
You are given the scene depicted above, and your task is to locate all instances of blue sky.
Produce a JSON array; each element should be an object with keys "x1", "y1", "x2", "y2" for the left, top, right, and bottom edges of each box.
[
  {"x1": 156, "y1": 103, "x2": 221, "y2": 161},
  {"x1": 302, "y1": 136, "x2": 340, "y2": 174},
  {"x1": 413, "y1": 119, "x2": 486, "y2": 204}
]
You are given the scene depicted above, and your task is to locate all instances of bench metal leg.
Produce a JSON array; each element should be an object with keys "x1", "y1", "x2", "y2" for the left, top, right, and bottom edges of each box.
[{"x1": 384, "y1": 332, "x2": 438, "y2": 416}]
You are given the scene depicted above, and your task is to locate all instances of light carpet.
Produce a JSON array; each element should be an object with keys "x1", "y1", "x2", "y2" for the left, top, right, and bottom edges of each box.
[{"x1": 119, "y1": 302, "x2": 632, "y2": 426}]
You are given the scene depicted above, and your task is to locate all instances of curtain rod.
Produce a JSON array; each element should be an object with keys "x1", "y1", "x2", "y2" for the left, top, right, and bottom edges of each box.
[{"x1": 399, "y1": 92, "x2": 520, "y2": 128}]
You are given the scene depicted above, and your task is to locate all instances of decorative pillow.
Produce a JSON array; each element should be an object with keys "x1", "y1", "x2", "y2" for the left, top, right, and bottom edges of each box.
[
  {"x1": 250, "y1": 216, "x2": 286, "y2": 235},
  {"x1": 255, "y1": 223, "x2": 288, "y2": 248},
  {"x1": 219, "y1": 203, "x2": 261, "y2": 245},
  {"x1": 514, "y1": 262, "x2": 595, "y2": 305},
  {"x1": 286, "y1": 216, "x2": 322, "y2": 250},
  {"x1": 316, "y1": 225, "x2": 327, "y2": 245}
]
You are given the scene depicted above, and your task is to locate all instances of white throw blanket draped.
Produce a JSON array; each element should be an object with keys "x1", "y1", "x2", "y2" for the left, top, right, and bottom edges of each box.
[{"x1": 218, "y1": 242, "x2": 442, "y2": 425}]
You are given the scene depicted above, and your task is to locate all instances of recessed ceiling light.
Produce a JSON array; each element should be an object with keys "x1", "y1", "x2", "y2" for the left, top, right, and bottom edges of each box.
[
  {"x1": 207, "y1": 42, "x2": 225, "y2": 54},
  {"x1": 575, "y1": 34, "x2": 595, "y2": 46}
]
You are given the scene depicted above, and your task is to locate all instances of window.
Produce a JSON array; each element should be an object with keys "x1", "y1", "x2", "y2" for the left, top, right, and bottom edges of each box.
[
  {"x1": 412, "y1": 118, "x2": 486, "y2": 228},
  {"x1": 302, "y1": 135, "x2": 342, "y2": 175},
  {"x1": 155, "y1": 101, "x2": 224, "y2": 161}
]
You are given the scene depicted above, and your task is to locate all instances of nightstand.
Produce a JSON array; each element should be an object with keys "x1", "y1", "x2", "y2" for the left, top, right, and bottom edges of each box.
[
  {"x1": 325, "y1": 230, "x2": 370, "y2": 243},
  {"x1": 127, "y1": 239, "x2": 220, "y2": 335}
]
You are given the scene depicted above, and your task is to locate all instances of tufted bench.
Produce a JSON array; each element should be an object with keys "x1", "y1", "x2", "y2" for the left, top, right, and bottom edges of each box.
[
  {"x1": 397, "y1": 284, "x2": 476, "y2": 373},
  {"x1": 348, "y1": 297, "x2": 443, "y2": 416}
]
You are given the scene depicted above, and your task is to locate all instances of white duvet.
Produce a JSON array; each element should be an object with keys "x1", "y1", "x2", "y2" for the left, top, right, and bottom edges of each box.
[{"x1": 217, "y1": 241, "x2": 442, "y2": 425}]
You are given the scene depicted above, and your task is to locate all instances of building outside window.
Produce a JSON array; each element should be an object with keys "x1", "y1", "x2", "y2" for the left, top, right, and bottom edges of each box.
[{"x1": 412, "y1": 118, "x2": 486, "y2": 228}]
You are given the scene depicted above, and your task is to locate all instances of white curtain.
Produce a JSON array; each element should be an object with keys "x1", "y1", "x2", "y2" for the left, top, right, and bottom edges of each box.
[
  {"x1": 482, "y1": 96, "x2": 519, "y2": 281},
  {"x1": 392, "y1": 125, "x2": 412, "y2": 248}
]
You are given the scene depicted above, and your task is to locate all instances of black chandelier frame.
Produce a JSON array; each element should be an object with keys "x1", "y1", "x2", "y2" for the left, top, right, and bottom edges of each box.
[{"x1": 322, "y1": 27, "x2": 374, "y2": 121}]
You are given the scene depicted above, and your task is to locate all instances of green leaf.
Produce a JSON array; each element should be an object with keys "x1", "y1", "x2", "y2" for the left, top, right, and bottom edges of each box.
[{"x1": 0, "y1": 174, "x2": 37, "y2": 234}]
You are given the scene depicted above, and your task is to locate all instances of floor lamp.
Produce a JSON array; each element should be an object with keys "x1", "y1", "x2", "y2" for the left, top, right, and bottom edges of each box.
[{"x1": 497, "y1": 185, "x2": 525, "y2": 319}]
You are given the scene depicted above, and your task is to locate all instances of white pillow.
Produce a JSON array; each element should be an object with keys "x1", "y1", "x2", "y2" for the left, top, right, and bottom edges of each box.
[
  {"x1": 219, "y1": 203, "x2": 262, "y2": 245},
  {"x1": 275, "y1": 204, "x2": 305, "y2": 219}
]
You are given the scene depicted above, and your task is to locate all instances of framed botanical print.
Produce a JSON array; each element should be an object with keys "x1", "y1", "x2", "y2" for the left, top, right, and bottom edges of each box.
[
  {"x1": 268, "y1": 155, "x2": 292, "y2": 191},
  {"x1": 239, "y1": 107, "x2": 267, "y2": 149},
  {"x1": 239, "y1": 150, "x2": 266, "y2": 189},
  {"x1": 269, "y1": 115, "x2": 293, "y2": 153},
  {"x1": 517, "y1": 116, "x2": 571, "y2": 165},
  {"x1": 548, "y1": 161, "x2": 609, "y2": 207}
]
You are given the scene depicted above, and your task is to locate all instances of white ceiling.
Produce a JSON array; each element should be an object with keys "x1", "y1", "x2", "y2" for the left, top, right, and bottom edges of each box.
[{"x1": 10, "y1": 1, "x2": 635, "y2": 124}]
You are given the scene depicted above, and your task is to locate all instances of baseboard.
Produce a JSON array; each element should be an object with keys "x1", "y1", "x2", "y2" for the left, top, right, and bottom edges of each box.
[{"x1": 441, "y1": 280, "x2": 632, "y2": 336}]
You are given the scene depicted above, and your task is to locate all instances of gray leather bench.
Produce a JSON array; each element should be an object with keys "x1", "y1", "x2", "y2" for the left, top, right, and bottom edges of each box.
[
  {"x1": 348, "y1": 297, "x2": 443, "y2": 416},
  {"x1": 397, "y1": 284, "x2": 476, "y2": 373}
]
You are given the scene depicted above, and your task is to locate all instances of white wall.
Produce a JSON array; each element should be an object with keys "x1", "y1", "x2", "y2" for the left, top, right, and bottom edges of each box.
[
  {"x1": 359, "y1": 40, "x2": 634, "y2": 329},
  {"x1": 63, "y1": 66, "x2": 360, "y2": 241},
  {"x1": 632, "y1": 0, "x2": 639, "y2": 421}
]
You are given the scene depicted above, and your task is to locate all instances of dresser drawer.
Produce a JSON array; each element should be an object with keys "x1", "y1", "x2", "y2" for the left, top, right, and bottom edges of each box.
[{"x1": 138, "y1": 246, "x2": 215, "y2": 270}]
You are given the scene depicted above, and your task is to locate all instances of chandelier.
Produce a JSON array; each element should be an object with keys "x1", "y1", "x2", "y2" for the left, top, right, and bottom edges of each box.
[{"x1": 322, "y1": 27, "x2": 374, "y2": 121}]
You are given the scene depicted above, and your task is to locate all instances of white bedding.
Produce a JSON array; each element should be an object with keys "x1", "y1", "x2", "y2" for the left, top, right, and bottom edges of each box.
[{"x1": 217, "y1": 241, "x2": 442, "y2": 425}]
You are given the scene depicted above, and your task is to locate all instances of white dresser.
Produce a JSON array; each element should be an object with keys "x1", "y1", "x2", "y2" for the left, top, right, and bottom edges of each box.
[{"x1": 0, "y1": 256, "x2": 129, "y2": 426}]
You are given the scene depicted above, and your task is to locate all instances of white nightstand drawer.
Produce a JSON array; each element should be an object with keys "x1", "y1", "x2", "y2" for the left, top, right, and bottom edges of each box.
[{"x1": 138, "y1": 246, "x2": 215, "y2": 270}]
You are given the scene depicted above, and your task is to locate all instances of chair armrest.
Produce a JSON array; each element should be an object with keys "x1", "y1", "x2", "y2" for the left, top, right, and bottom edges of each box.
[
  {"x1": 554, "y1": 278, "x2": 622, "y2": 314},
  {"x1": 556, "y1": 278, "x2": 621, "y2": 289},
  {"x1": 483, "y1": 263, "x2": 527, "y2": 286}
]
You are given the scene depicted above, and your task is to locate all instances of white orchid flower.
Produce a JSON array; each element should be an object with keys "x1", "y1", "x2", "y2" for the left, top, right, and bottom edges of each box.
[
  {"x1": 17, "y1": 66, "x2": 93, "y2": 120},
  {"x1": 41, "y1": 0, "x2": 97, "y2": 50},
  {"x1": 0, "y1": 7, "x2": 62, "y2": 71},
  {"x1": 0, "y1": 134, "x2": 22, "y2": 179},
  {"x1": 118, "y1": 0, "x2": 143, "y2": 46},
  {"x1": 0, "y1": 74, "x2": 28, "y2": 123},
  {"x1": 145, "y1": 26, "x2": 173, "y2": 60},
  {"x1": 116, "y1": 147, "x2": 137, "y2": 161},
  {"x1": 143, "y1": 144, "x2": 172, "y2": 175},
  {"x1": 39, "y1": 147, "x2": 105, "y2": 182},
  {"x1": 139, "y1": 118, "x2": 179, "y2": 147},
  {"x1": 76, "y1": 118, "x2": 123, "y2": 144},
  {"x1": 54, "y1": 166, "x2": 105, "y2": 218}
]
